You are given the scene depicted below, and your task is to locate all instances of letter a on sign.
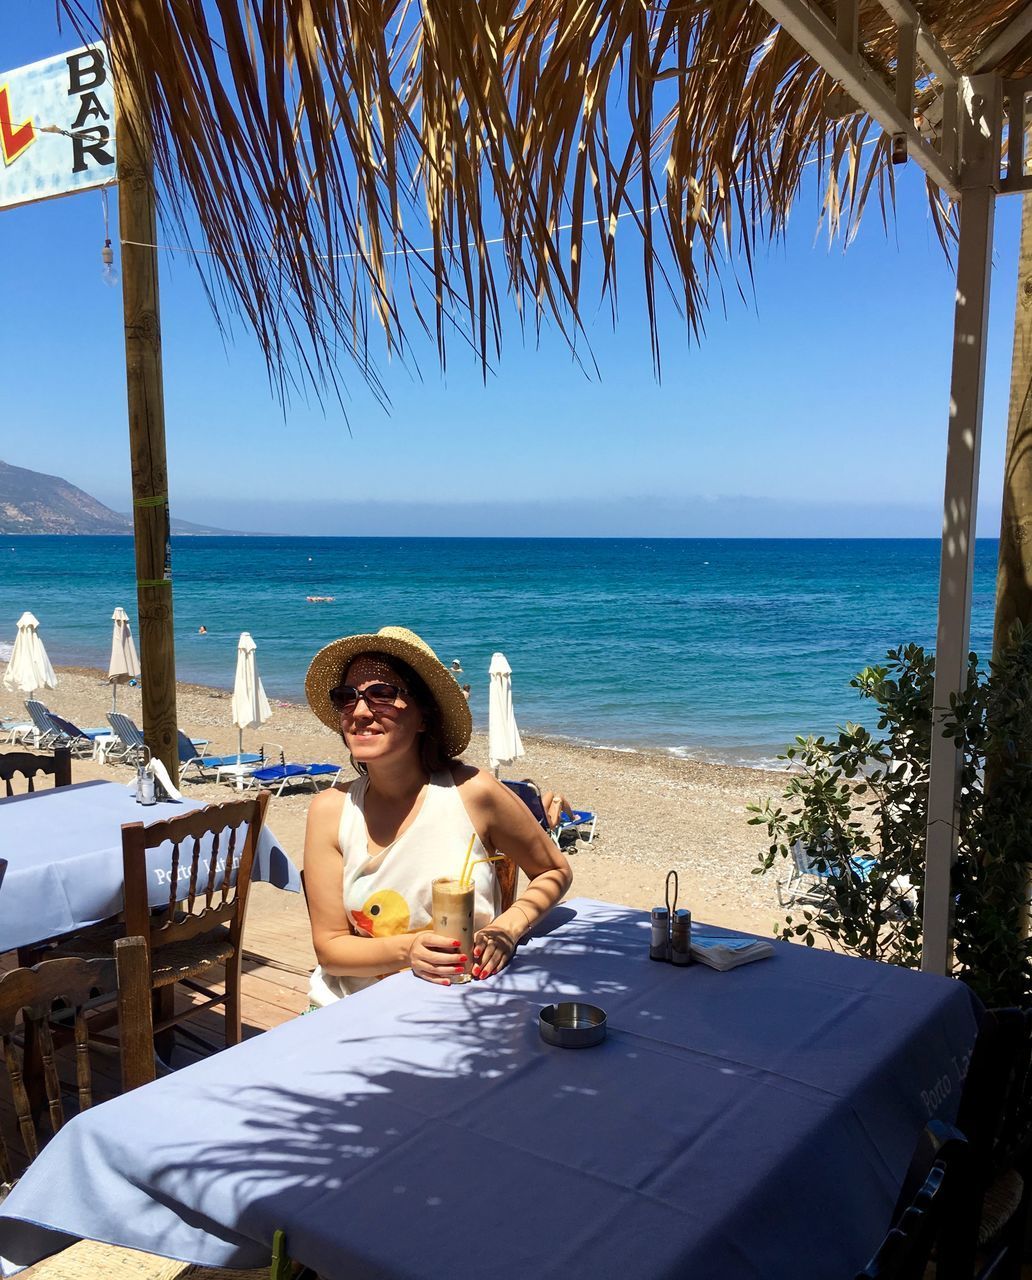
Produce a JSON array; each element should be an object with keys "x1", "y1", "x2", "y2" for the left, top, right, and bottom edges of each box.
[{"x1": 0, "y1": 45, "x2": 117, "y2": 211}]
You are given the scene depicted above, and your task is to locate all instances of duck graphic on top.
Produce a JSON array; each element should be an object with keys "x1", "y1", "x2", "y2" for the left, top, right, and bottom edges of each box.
[{"x1": 352, "y1": 889, "x2": 419, "y2": 938}]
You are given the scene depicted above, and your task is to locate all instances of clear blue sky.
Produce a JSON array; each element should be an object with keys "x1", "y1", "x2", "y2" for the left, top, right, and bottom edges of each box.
[{"x1": 1, "y1": 9, "x2": 1023, "y2": 537}]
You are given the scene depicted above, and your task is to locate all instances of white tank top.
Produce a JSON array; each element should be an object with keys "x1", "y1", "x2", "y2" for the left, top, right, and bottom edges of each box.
[{"x1": 309, "y1": 769, "x2": 501, "y2": 1005}]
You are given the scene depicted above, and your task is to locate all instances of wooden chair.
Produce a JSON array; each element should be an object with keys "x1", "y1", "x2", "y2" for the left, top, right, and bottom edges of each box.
[
  {"x1": 937, "y1": 1007, "x2": 1032, "y2": 1280},
  {"x1": 5, "y1": 945, "x2": 272, "y2": 1280},
  {"x1": 122, "y1": 793, "x2": 270, "y2": 1052},
  {"x1": 855, "y1": 1120, "x2": 968, "y2": 1280},
  {"x1": 496, "y1": 854, "x2": 518, "y2": 912},
  {"x1": 0, "y1": 747, "x2": 71, "y2": 796},
  {"x1": 0, "y1": 936, "x2": 154, "y2": 1191}
]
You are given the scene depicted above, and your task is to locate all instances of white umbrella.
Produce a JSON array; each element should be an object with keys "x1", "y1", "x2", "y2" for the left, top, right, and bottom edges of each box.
[
  {"x1": 107, "y1": 607, "x2": 141, "y2": 711},
  {"x1": 2, "y1": 612, "x2": 57, "y2": 699},
  {"x1": 231, "y1": 632, "x2": 271, "y2": 784},
  {"x1": 488, "y1": 651, "x2": 524, "y2": 777}
]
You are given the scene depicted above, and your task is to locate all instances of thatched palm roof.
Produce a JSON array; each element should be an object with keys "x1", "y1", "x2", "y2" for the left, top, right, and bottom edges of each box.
[{"x1": 63, "y1": 0, "x2": 1031, "y2": 393}]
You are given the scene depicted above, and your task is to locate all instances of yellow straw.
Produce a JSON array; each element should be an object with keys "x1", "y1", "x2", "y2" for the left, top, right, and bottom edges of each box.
[
  {"x1": 462, "y1": 854, "x2": 506, "y2": 888},
  {"x1": 458, "y1": 832, "x2": 477, "y2": 888}
]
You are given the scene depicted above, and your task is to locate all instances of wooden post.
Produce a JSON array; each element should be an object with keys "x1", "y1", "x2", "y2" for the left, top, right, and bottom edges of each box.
[
  {"x1": 922, "y1": 76, "x2": 1000, "y2": 974},
  {"x1": 112, "y1": 33, "x2": 179, "y2": 784},
  {"x1": 993, "y1": 191, "x2": 1032, "y2": 656}
]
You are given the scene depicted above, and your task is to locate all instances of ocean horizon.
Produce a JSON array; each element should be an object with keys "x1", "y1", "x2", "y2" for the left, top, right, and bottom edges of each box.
[{"x1": 0, "y1": 535, "x2": 998, "y2": 768}]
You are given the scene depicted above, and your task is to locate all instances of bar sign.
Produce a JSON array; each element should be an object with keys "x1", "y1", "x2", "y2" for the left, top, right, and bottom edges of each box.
[{"x1": 0, "y1": 44, "x2": 116, "y2": 211}]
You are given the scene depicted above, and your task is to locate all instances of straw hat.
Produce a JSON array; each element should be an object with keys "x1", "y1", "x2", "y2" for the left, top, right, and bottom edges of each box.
[{"x1": 305, "y1": 626, "x2": 473, "y2": 757}]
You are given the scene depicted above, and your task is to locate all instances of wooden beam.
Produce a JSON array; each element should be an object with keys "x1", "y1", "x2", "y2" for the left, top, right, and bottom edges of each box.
[
  {"x1": 754, "y1": 0, "x2": 960, "y2": 197},
  {"x1": 111, "y1": 30, "x2": 180, "y2": 785}
]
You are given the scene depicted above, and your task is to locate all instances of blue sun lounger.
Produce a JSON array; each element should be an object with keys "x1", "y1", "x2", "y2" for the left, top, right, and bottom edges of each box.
[
  {"x1": 244, "y1": 762, "x2": 341, "y2": 797},
  {"x1": 502, "y1": 779, "x2": 596, "y2": 847},
  {"x1": 551, "y1": 807, "x2": 597, "y2": 846},
  {"x1": 177, "y1": 731, "x2": 260, "y2": 781},
  {"x1": 47, "y1": 712, "x2": 111, "y2": 758}
]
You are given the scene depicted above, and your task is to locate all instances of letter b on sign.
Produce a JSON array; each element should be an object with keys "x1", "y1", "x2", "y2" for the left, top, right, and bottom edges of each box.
[{"x1": 67, "y1": 49, "x2": 106, "y2": 95}]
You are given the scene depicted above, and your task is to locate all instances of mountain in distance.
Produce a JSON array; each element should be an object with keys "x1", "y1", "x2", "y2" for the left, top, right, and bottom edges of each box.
[{"x1": 0, "y1": 460, "x2": 248, "y2": 536}]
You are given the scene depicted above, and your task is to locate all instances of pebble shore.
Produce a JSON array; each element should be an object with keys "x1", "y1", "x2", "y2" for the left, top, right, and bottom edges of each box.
[{"x1": 8, "y1": 665, "x2": 794, "y2": 937}]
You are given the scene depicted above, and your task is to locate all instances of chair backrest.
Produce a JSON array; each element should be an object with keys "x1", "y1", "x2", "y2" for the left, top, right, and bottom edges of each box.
[
  {"x1": 176, "y1": 729, "x2": 201, "y2": 763},
  {"x1": 23, "y1": 701, "x2": 57, "y2": 739},
  {"x1": 47, "y1": 713, "x2": 88, "y2": 743},
  {"x1": 0, "y1": 936, "x2": 153, "y2": 1188},
  {"x1": 941, "y1": 1007, "x2": 1032, "y2": 1276},
  {"x1": 121, "y1": 793, "x2": 271, "y2": 961},
  {"x1": 0, "y1": 748, "x2": 71, "y2": 796},
  {"x1": 856, "y1": 1120, "x2": 968, "y2": 1280},
  {"x1": 503, "y1": 779, "x2": 551, "y2": 832},
  {"x1": 108, "y1": 711, "x2": 145, "y2": 750}
]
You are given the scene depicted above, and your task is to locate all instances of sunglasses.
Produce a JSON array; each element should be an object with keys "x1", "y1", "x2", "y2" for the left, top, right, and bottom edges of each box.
[{"x1": 329, "y1": 682, "x2": 408, "y2": 713}]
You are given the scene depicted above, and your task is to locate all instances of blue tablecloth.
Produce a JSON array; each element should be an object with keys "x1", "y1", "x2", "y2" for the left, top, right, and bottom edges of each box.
[
  {"x1": 0, "y1": 898, "x2": 981, "y2": 1279},
  {"x1": 0, "y1": 780, "x2": 300, "y2": 951}
]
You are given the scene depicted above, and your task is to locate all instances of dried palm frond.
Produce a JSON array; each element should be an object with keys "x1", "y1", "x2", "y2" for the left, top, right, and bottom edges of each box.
[{"x1": 58, "y1": 0, "x2": 1030, "y2": 398}]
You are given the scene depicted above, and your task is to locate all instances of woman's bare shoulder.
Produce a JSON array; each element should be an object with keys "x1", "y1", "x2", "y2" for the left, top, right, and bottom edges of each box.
[
  {"x1": 451, "y1": 763, "x2": 511, "y2": 808},
  {"x1": 451, "y1": 761, "x2": 491, "y2": 791},
  {"x1": 308, "y1": 780, "x2": 352, "y2": 821}
]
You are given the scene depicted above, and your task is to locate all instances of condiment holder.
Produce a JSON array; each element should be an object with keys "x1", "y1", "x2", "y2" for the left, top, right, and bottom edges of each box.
[
  {"x1": 539, "y1": 1002, "x2": 608, "y2": 1049},
  {"x1": 650, "y1": 870, "x2": 692, "y2": 965}
]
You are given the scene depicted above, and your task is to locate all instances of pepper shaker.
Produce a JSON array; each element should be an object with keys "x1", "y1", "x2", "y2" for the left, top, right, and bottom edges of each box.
[{"x1": 671, "y1": 908, "x2": 692, "y2": 965}]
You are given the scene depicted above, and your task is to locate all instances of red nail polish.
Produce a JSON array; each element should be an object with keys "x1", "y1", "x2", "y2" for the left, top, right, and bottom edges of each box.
[
  {"x1": 472, "y1": 965, "x2": 481, "y2": 977},
  {"x1": 451, "y1": 940, "x2": 461, "y2": 948},
  {"x1": 454, "y1": 965, "x2": 465, "y2": 973}
]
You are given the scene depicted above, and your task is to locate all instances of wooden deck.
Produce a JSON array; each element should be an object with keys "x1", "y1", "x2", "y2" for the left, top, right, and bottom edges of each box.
[{"x1": 159, "y1": 880, "x2": 316, "y2": 1067}]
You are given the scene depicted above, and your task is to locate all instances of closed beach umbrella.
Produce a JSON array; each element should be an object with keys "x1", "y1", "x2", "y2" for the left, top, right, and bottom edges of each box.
[
  {"x1": 2, "y1": 612, "x2": 57, "y2": 699},
  {"x1": 107, "y1": 607, "x2": 140, "y2": 711},
  {"x1": 488, "y1": 651, "x2": 524, "y2": 777},
  {"x1": 231, "y1": 632, "x2": 271, "y2": 769}
]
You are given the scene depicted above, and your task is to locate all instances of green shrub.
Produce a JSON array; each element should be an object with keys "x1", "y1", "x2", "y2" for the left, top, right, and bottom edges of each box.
[{"x1": 749, "y1": 627, "x2": 1032, "y2": 1005}]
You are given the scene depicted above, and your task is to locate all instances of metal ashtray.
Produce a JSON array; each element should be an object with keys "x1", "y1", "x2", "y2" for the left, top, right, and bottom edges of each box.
[{"x1": 539, "y1": 1002, "x2": 608, "y2": 1049}]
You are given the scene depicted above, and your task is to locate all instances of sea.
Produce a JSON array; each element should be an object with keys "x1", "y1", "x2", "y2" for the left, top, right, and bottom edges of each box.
[{"x1": 0, "y1": 536, "x2": 999, "y2": 769}]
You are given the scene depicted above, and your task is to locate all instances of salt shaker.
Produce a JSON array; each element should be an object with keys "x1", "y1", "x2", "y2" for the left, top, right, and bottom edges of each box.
[
  {"x1": 136, "y1": 765, "x2": 156, "y2": 806},
  {"x1": 649, "y1": 907, "x2": 670, "y2": 961},
  {"x1": 671, "y1": 908, "x2": 693, "y2": 965}
]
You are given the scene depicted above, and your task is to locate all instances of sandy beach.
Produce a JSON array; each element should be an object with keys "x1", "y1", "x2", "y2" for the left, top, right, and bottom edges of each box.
[{"x1": 4, "y1": 665, "x2": 791, "y2": 945}]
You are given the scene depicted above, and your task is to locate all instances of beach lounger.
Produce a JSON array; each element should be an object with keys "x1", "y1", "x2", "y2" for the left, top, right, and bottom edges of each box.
[
  {"x1": 551, "y1": 807, "x2": 597, "y2": 847},
  {"x1": 177, "y1": 730, "x2": 261, "y2": 782},
  {"x1": 501, "y1": 779, "x2": 552, "y2": 831},
  {"x1": 24, "y1": 699, "x2": 63, "y2": 748},
  {"x1": 776, "y1": 838, "x2": 877, "y2": 908},
  {"x1": 109, "y1": 713, "x2": 210, "y2": 767},
  {"x1": 243, "y1": 761, "x2": 341, "y2": 797},
  {"x1": 0, "y1": 715, "x2": 34, "y2": 744},
  {"x1": 502, "y1": 778, "x2": 596, "y2": 848},
  {"x1": 46, "y1": 712, "x2": 111, "y2": 758},
  {"x1": 106, "y1": 710, "x2": 146, "y2": 763}
]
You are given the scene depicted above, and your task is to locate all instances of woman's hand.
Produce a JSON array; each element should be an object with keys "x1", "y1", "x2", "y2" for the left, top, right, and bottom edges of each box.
[
  {"x1": 472, "y1": 924, "x2": 518, "y2": 979},
  {"x1": 409, "y1": 932, "x2": 469, "y2": 986}
]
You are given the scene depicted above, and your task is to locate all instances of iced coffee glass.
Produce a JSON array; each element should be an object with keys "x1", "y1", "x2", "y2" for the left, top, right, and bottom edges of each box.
[{"x1": 432, "y1": 877, "x2": 475, "y2": 983}]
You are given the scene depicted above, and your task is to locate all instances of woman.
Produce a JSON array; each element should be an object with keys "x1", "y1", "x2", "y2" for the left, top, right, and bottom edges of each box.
[{"x1": 303, "y1": 626, "x2": 572, "y2": 1005}]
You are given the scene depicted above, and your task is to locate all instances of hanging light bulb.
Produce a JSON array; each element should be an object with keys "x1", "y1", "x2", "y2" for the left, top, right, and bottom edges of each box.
[
  {"x1": 101, "y1": 237, "x2": 119, "y2": 287},
  {"x1": 100, "y1": 188, "x2": 118, "y2": 287}
]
